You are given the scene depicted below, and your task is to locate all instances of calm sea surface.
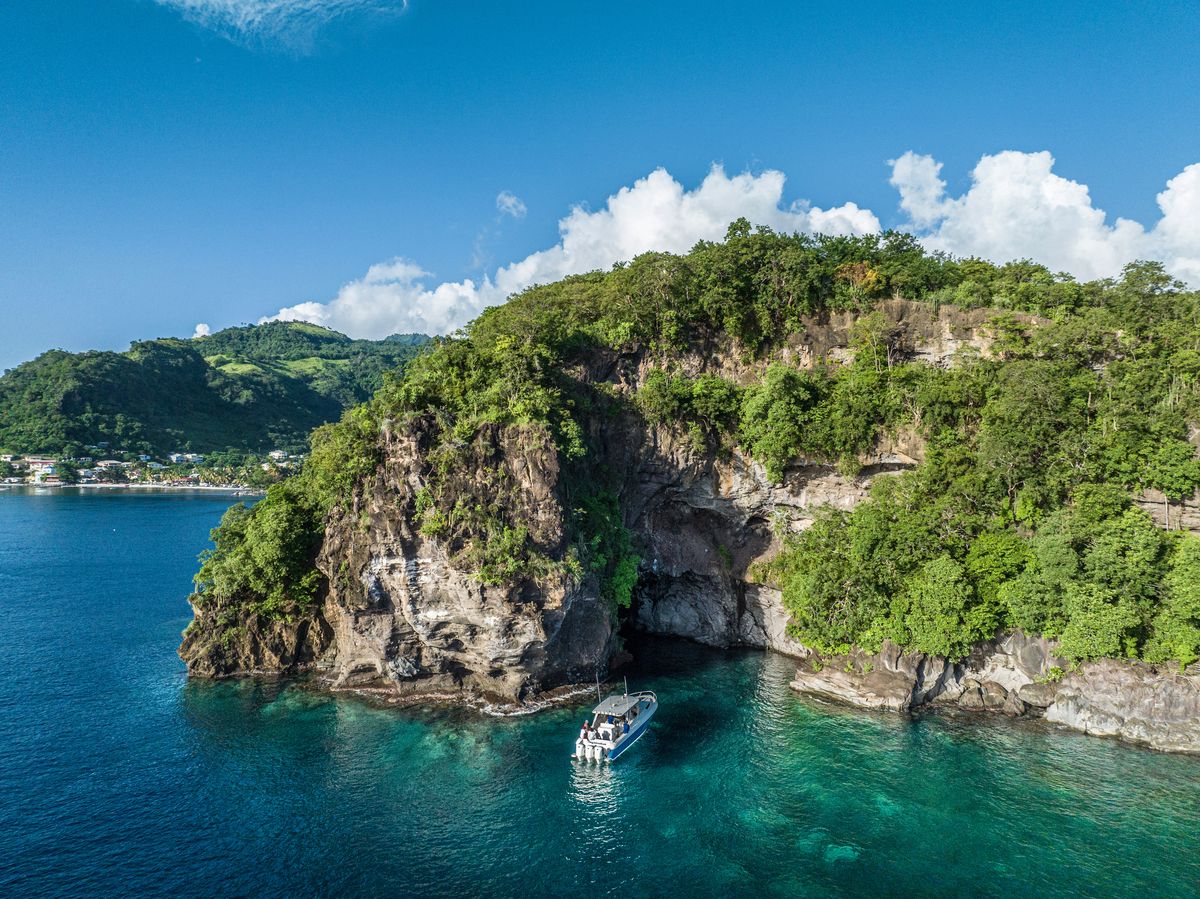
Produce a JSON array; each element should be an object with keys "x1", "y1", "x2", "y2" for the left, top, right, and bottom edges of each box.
[{"x1": 1, "y1": 488, "x2": 1198, "y2": 897}]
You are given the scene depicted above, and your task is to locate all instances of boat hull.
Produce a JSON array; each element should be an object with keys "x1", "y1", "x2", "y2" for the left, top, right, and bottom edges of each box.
[
  {"x1": 606, "y1": 706, "x2": 654, "y2": 760},
  {"x1": 573, "y1": 695, "x2": 657, "y2": 762}
]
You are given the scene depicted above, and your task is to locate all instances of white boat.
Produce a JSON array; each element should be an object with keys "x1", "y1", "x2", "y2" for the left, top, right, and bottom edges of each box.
[{"x1": 572, "y1": 688, "x2": 657, "y2": 762}]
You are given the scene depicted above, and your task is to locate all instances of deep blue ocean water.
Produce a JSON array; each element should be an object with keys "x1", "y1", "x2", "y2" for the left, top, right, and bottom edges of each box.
[{"x1": 1, "y1": 488, "x2": 1198, "y2": 897}]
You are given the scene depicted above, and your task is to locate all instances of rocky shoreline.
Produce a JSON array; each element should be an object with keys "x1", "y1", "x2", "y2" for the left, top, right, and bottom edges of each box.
[{"x1": 788, "y1": 630, "x2": 1200, "y2": 754}]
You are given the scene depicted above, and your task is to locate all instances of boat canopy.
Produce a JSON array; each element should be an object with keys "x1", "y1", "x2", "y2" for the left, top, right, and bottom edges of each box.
[{"x1": 591, "y1": 694, "x2": 642, "y2": 717}]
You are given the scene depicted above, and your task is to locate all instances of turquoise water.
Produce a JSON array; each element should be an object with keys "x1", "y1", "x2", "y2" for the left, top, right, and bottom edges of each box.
[{"x1": 1, "y1": 489, "x2": 1198, "y2": 897}]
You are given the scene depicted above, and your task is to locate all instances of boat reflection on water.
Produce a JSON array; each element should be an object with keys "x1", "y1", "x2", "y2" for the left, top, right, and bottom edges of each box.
[{"x1": 567, "y1": 749, "x2": 622, "y2": 810}]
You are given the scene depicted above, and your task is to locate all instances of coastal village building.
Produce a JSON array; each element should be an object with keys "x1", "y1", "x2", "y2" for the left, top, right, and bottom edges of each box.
[{"x1": 24, "y1": 458, "x2": 57, "y2": 477}]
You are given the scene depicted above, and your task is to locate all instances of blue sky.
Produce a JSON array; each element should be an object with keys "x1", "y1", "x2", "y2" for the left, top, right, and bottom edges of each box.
[{"x1": 1, "y1": 0, "x2": 1198, "y2": 370}]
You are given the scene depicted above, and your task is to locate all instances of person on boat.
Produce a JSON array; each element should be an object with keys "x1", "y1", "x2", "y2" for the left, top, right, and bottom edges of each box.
[
  {"x1": 623, "y1": 720, "x2": 630, "y2": 735},
  {"x1": 580, "y1": 721, "x2": 589, "y2": 741}
]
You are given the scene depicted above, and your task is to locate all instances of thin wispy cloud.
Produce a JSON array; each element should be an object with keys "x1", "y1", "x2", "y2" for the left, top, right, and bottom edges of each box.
[
  {"x1": 154, "y1": 0, "x2": 406, "y2": 49},
  {"x1": 267, "y1": 152, "x2": 1200, "y2": 339},
  {"x1": 496, "y1": 191, "x2": 527, "y2": 219}
]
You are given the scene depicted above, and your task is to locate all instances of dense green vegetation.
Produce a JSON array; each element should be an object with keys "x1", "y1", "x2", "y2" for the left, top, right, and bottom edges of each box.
[
  {"x1": 194, "y1": 222, "x2": 1200, "y2": 669},
  {"x1": 0, "y1": 322, "x2": 428, "y2": 456},
  {"x1": 192, "y1": 405, "x2": 382, "y2": 616}
]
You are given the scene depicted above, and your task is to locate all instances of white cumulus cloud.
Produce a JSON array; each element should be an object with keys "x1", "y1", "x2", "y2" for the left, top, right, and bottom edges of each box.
[
  {"x1": 266, "y1": 154, "x2": 1200, "y2": 339},
  {"x1": 154, "y1": 0, "x2": 405, "y2": 48},
  {"x1": 268, "y1": 164, "x2": 879, "y2": 337},
  {"x1": 890, "y1": 150, "x2": 1200, "y2": 283},
  {"x1": 496, "y1": 191, "x2": 527, "y2": 219},
  {"x1": 192, "y1": 323, "x2": 212, "y2": 338}
]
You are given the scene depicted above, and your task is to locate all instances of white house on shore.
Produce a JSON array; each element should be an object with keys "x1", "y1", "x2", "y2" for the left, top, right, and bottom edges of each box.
[{"x1": 21, "y1": 458, "x2": 57, "y2": 483}]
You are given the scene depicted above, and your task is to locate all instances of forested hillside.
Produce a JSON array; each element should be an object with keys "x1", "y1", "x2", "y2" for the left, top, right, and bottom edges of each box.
[
  {"x1": 190, "y1": 222, "x2": 1200, "y2": 672},
  {"x1": 0, "y1": 322, "x2": 428, "y2": 455}
]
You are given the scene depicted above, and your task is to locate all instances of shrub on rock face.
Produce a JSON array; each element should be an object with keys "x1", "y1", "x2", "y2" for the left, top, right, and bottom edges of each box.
[
  {"x1": 192, "y1": 482, "x2": 325, "y2": 618},
  {"x1": 880, "y1": 555, "x2": 997, "y2": 662},
  {"x1": 1145, "y1": 535, "x2": 1200, "y2": 670},
  {"x1": 1056, "y1": 584, "x2": 1142, "y2": 661},
  {"x1": 738, "y1": 364, "x2": 823, "y2": 483}
]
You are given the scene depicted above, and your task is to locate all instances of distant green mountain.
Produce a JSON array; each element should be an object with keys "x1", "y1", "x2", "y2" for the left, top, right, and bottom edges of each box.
[{"x1": 0, "y1": 322, "x2": 430, "y2": 456}]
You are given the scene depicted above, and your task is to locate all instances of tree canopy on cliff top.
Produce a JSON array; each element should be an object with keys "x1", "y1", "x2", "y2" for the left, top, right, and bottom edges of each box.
[{"x1": 194, "y1": 222, "x2": 1200, "y2": 670}]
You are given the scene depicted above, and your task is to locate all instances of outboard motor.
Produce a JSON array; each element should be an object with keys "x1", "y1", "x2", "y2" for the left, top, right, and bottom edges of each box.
[{"x1": 575, "y1": 740, "x2": 585, "y2": 760}]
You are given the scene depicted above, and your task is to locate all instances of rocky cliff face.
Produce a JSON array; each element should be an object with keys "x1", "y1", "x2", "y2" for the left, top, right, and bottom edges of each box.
[
  {"x1": 1043, "y1": 660, "x2": 1200, "y2": 753},
  {"x1": 184, "y1": 303, "x2": 965, "y2": 698},
  {"x1": 302, "y1": 411, "x2": 874, "y2": 703},
  {"x1": 181, "y1": 300, "x2": 1200, "y2": 751},
  {"x1": 315, "y1": 422, "x2": 618, "y2": 702},
  {"x1": 180, "y1": 593, "x2": 333, "y2": 677}
]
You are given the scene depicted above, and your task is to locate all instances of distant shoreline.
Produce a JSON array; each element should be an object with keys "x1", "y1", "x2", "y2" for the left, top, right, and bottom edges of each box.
[{"x1": 0, "y1": 483, "x2": 264, "y2": 496}]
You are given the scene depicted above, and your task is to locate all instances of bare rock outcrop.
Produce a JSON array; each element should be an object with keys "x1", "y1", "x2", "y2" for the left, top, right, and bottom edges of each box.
[
  {"x1": 1044, "y1": 660, "x2": 1200, "y2": 753},
  {"x1": 789, "y1": 631, "x2": 1062, "y2": 713},
  {"x1": 627, "y1": 436, "x2": 880, "y2": 657},
  {"x1": 179, "y1": 593, "x2": 333, "y2": 677},
  {"x1": 789, "y1": 631, "x2": 1200, "y2": 753}
]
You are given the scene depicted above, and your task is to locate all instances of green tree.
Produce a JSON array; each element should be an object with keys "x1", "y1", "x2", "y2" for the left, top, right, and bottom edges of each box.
[
  {"x1": 964, "y1": 529, "x2": 1027, "y2": 612},
  {"x1": 998, "y1": 527, "x2": 1078, "y2": 636},
  {"x1": 890, "y1": 555, "x2": 989, "y2": 660},
  {"x1": 1144, "y1": 439, "x2": 1200, "y2": 528},
  {"x1": 1145, "y1": 535, "x2": 1200, "y2": 669},
  {"x1": 1057, "y1": 583, "x2": 1141, "y2": 661},
  {"x1": 739, "y1": 364, "x2": 822, "y2": 481}
]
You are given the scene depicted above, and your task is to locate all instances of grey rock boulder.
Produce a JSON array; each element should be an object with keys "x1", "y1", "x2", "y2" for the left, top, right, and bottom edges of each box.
[
  {"x1": 1045, "y1": 660, "x2": 1200, "y2": 753},
  {"x1": 1017, "y1": 681, "x2": 1059, "y2": 709}
]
